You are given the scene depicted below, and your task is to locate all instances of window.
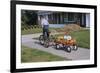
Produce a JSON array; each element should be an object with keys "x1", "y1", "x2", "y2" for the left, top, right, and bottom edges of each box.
[{"x1": 68, "y1": 13, "x2": 74, "y2": 21}]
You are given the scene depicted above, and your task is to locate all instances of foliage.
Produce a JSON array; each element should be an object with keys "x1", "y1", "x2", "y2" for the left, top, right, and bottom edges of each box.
[{"x1": 21, "y1": 10, "x2": 38, "y2": 26}]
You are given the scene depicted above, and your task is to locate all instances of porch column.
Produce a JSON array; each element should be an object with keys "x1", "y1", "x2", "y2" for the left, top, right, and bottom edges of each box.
[
  {"x1": 38, "y1": 15, "x2": 41, "y2": 25},
  {"x1": 45, "y1": 15, "x2": 48, "y2": 20},
  {"x1": 81, "y1": 14, "x2": 86, "y2": 27},
  {"x1": 86, "y1": 13, "x2": 90, "y2": 27},
  {"x1": 57, "y1": 13, "x2": 59, "y2": 24},
  {"x1": 51, "y1": 14, "x2": 53, "y2": 24},
  {"x1": 60, "y1": 13, "x2": 63, "y2": 24}
]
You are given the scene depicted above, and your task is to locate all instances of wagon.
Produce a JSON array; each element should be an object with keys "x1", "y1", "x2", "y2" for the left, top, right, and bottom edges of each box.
[
  {"x1": 54, "y1": 35, "x2": 78, "y2": 53},
  {"x1": 39, "y1": 32, "x2": 78, "y2": 53}
]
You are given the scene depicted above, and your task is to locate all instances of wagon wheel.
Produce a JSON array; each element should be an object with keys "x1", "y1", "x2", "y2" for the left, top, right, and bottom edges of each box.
[
  {"x1": 72, "y1": 44, "x2": 78, "y2": 51},
  {"x1": 39, "y1": 35, "x2": 44, "y2": 45},
  {"x1": 65, "y1": 46, "x2": 71, "y2": 53}
]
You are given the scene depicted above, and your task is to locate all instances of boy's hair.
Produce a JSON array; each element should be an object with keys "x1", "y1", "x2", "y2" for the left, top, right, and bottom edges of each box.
[{"x1": 41, "y1": 15, "x2": 45, "y2": 19}]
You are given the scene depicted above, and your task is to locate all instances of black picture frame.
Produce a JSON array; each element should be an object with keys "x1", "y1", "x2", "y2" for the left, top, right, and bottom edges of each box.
[{"x1": 10, "y1": 0, "x2": 97, "y2": 73}]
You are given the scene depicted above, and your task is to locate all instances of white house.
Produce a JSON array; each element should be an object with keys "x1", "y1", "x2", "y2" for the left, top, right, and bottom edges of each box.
[{"x1": 37, "y1": 11, "x2": 90, "y2": 28}]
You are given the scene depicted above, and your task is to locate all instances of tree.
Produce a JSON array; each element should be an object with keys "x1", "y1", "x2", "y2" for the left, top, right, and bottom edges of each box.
[{"x1": 21, "y1": 10, "x2": 38, "y2": 26}]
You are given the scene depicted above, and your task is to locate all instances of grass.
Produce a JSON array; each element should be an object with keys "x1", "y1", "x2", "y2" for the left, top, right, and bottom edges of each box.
[
  {"x1": 21, "y1": 46, "x2": 66, "y2": 63},
  {"x1": 70, "y1": 30, "x2": 90, "y2": 48},
  {"x1": 21, "y1": 28, "x2": 42, "y2": 35},
  {"x1": 54, "y1": 29, "x2": 90, "y2": 49},
  {"x1": 21, "y1": 27, "x2": 61, "y2": 35}
]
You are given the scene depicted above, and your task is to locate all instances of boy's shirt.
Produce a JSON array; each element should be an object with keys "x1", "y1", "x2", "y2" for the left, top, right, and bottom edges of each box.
[{"x1": 41, "y1": 19, "x2": 49, "y2": 28}]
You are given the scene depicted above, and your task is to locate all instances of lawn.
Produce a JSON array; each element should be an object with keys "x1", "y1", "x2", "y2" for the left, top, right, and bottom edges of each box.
[
  {"x1": 70, "y1": 29, "x2": 90, "y2": 48},
  {"x1": 21, "y1": 28, "x2": 42, "y2": 35},
  {"x1": 54, "y1": 29, "x2": 90, "y2": 48},
  {"x1": 21, "y1": 27, "x2": 63, "y2": 35},
  {"x1": 21, "y1": 46, "x2": 66, "y2": 63}
]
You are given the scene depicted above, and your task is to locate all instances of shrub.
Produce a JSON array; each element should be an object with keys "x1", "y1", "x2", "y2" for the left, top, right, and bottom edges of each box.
[{"x1": 64, "y1": 24, "x2": 82, "y2": 31}]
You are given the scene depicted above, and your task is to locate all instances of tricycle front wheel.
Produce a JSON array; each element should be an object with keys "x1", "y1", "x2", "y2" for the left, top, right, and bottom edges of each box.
[{"x1": 39, "y1": 35, "x2": 44, "y2": 45}]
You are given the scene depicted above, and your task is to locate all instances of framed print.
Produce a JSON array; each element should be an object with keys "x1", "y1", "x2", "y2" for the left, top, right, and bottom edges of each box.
[{"x1": 10, "y1": 0, "x2": 97, "y2": 72}]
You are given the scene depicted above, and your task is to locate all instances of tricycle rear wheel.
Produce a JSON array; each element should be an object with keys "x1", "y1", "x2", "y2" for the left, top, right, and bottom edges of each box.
[
  {"x1": 44, "y1": 38, "x2": 49, "y2": 48},
  {"x1": 55, "y1": 44, "x2": 60, "y2": 49}
]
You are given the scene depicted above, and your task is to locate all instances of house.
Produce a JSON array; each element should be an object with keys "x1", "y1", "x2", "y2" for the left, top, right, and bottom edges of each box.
[{"x1": 37, "y1": 11, "x2": 90, "y2": 28}]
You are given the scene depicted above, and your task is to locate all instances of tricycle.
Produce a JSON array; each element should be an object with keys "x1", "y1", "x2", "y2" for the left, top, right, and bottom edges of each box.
[{"x1": 39, "y1": 31, "x2": 55, "y2": 48}]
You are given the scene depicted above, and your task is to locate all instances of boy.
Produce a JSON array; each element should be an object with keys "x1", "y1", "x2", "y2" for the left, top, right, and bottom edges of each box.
[{"x1": 41, "y1": 15, "x2": 49, "y2": 38}]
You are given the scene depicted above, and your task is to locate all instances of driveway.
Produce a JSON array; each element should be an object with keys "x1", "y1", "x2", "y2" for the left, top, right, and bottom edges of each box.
[{"x1": 22, "y1": 33, "x2": 90, "y2": 60}]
